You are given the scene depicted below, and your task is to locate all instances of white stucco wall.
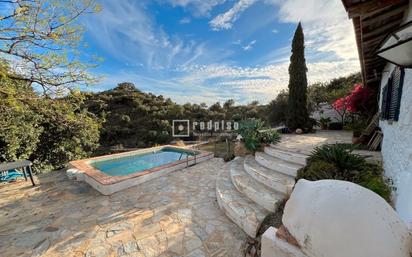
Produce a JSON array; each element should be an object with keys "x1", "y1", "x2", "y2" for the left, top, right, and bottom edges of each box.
[{"x1": 379, "y1": 0, "x2": 412, "y2": 228}]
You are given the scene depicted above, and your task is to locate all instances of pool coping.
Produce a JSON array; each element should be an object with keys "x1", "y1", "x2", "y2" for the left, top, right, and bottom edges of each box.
[{"x1": 69, "y1": 145, "x2": 214, "y2": 195}]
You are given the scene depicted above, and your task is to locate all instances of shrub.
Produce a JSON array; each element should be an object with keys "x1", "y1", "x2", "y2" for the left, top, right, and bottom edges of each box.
[
  {"x1": 298, "y1": 144, "x2": 392, "y2": 202},
  {"x1": 297, "y1": 160, "x2": 338, "y2": 181},
  {"x1": 261, "y1": 129, "x2": 281, "y2": 145},
  {"x1": 239, "y1": 119, "x2": 264, "y2": 152},
  {"x1": 319, "y1": 117, "x2": 331, "y2": 129},
  {"x1": 238, "y1": 119, "x2": 281, "y2": 152},
  {"x1": 309, "y1": 144, "x2": 366, "y2": 172},
  {"x1": 0, "y1": 80, "x2": 100, "y2": 172}
]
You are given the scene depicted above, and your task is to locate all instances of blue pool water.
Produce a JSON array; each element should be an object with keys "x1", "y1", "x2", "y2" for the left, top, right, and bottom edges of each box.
[{"x1": 90, "y1": 148, "x2": 196, "y2": 176}]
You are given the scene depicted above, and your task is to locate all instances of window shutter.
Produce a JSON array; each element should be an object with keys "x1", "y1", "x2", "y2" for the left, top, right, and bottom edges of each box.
[
  {"x1": 381, "y1": 66, "x2": 405, "y2": 122},
  {"x1": 381, "y1": 84, "x2": 388, "y2": 119},
  {"x1": 386, "y1": 77, "x2": 393, "y2": 120},
  {"x1": 393, "y1": 67, "x2": 405, "y2": 121}
]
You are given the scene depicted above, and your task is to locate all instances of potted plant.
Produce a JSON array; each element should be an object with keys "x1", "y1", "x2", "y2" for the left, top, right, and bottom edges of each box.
[
  {"x1": 319, "y1": 117, "x2": 331, "y2": 130},
  {"x1": 351, "y1": 119, "x2": 367, "y2": 144}
]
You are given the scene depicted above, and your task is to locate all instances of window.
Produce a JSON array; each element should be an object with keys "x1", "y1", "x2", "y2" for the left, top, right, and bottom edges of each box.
[{"x1": 380, "y1": 67, "x2": 405, "y2": 121}]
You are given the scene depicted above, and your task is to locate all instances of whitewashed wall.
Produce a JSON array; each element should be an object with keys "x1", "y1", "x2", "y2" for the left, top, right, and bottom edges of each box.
[
  {"x1": 379, "y1": 0, "x2": 412, "y2": 228},
  {"x1": 311, "y1": 103, "x2": 342, "y2": 123}
]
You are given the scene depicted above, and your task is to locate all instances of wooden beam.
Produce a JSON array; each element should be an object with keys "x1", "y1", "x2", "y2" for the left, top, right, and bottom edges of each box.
[
  {"x1": 362, "y1": 1, "x2": 409, "y2": 19},
  {"x1": 362, "y1": 19, "x2": 402, "y2": 40},
  {"x1": 361, "y1": 5, "x2": 407, "y2": 26},
  {"x1": 353, "y1": 18, "x2": 367, "y2": 86},
  {"x1": 347, "y1": 0, "x2": 407, "y2": 18}
]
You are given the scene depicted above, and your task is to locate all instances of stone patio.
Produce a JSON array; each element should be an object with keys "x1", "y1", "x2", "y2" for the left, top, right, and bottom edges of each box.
[
  {"x1": 0, "y1": 158, "x2": 247, "y2": 257},
  {"x1": 276, "y1": 130, "x2": 353, "y2": 155}
]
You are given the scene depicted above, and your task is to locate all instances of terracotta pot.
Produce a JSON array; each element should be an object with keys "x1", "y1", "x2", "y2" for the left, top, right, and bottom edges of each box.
[{"x1": 352, "y1": 136, "x2": 361, "y2": 144}]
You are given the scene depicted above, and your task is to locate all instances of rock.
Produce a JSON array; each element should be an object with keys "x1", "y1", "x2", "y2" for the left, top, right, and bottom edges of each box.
[
  {"x1": 295, "y1": 128, "x2": 303, "y2": 134},
  {"x1": 282, "y1": 179, "x2": 412, "y2": 257}
]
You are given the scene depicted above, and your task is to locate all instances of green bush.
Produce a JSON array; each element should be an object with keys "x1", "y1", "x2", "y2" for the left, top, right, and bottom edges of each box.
[
  {"x1": 260, "y1": 129, "x2": 281, "y2": 145},
  {"x1": 298, "y1": 144, "x2": 392, "y2": 202},
  {"x1": 319, "y1": 117, "x2": 331, "y2": 128},
  {"x1": 239, "y1": 119, "x2": 265, "y2": 152},
  {"x1": 309, "y1": 144, "x2": 366, "y2": 173},
  {"x1": 0, "y1": 79, "x2": 100, "y2": 172},
  {"x1": 239, "y1": 119, "x2": 281, "y2": 152},
  {"x1": 297, "y1": 160, "x2": 338, "y2": 180}
]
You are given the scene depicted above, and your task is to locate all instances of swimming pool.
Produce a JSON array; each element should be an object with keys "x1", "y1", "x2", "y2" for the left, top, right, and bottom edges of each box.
[
  {"x1": 91, "y1": 148, "x2": 195, "y2": 176},
  {"x1": 69, "y1": 146, "x2": 213, "y2": 195}
]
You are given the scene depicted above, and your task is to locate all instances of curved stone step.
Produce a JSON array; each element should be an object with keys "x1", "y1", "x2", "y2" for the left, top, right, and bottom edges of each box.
[
  {"x1": 264, "y1": 146, "x2": 308, "y2": 166},
  {"x1": 216, "y1": 163, "x2": 268, "y2": 238},
  {"x1": 255, "y1": 152, "x2": 303, "y2": 177},
  {"x1": 230, "y1": 157, "x2": 285, "y2": 212},
  {"x1": 244, "y1": 155, "x2": 295, "y2": 194}
]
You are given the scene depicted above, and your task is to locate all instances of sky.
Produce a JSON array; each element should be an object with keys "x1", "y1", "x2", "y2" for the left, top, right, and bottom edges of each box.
[{"x1": 81, "y1": 0, "x2": 360, "y2": 105}]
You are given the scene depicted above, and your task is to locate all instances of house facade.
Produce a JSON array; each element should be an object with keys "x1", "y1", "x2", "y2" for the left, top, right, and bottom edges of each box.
[{"x1": 342, "y1": 0, "x2": 412, "y2": 227}]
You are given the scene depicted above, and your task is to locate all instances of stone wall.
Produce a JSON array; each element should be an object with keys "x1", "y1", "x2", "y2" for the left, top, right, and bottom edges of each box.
[{"x1": 379, "y1": 0, "x2": 412, "y2": 228}]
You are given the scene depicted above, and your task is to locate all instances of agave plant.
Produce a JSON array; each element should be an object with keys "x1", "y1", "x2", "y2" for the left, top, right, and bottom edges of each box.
[
  {"x1": 238, "y1": 119, "x2": 281, "y2": 152},
  {"x1": 299, "y1": 143, "x2": 392, "y2": 202},
  {"x1": 309, "y1": 144, "x2": 366, "y2": 173}
]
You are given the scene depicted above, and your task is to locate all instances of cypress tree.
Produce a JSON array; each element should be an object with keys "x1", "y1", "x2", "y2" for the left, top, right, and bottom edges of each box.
[{"x1": 287, "y1": 22, "x2": 309, "y2": 130}]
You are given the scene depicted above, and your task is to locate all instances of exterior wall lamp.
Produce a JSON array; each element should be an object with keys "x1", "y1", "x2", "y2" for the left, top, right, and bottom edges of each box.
[{"x1": 377, "y1": 21, "x2": 412, "y2": 68}]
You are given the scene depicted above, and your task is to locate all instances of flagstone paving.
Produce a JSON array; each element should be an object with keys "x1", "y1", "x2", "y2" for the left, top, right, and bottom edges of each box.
[{"x1": 0, "y1": 158, "x2": 247, "y2": 257}]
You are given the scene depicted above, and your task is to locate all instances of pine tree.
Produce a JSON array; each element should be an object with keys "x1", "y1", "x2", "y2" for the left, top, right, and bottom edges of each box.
[{"x1": 287, "y1": 22, "x2": 309, "y2": 130}]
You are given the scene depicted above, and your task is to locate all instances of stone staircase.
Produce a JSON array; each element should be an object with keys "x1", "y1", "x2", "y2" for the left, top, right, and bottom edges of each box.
[{"x1": 216, "y1": 143, "x2": 309, "y2": 238}]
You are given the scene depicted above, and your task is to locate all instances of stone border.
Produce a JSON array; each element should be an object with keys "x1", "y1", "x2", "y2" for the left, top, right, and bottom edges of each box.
[{"x1": 69, "y1": 145, "x2": 213, "y2": 195}]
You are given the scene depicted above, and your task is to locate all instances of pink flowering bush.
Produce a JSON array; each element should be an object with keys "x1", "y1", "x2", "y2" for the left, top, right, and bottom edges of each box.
[{"x1": 332, "y1": 84, "x2": 373, "y2": 124}]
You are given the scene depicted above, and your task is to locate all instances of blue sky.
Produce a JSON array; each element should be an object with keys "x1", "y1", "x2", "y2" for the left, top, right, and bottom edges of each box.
[{"x1": 81, "y1": 0, "x2": 360, "y2": 105}]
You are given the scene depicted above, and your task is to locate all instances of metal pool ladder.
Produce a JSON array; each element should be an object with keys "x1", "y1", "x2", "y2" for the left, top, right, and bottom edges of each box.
[{"x1": 185, "y1": 150, "x2": 197, "y2": 167}]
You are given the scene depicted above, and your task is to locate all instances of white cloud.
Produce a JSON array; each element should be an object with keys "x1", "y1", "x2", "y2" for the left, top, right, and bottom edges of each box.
[
  {"x1": 242, "y1": 40, "x2": 256, "y2": 51},
  {"x1": 209, "y1": 0, "x2": 257, "y2": 30},
  {"x1": 84, "y1": 0, "x2": 361, "y2": 105},
  {"x1": 91, "y1": 58, "x2": 360, "y2": 105},
  {"x1": 171, "y1": 60, "x2": 360, "y2": 104},
  {"x1": 272, "y1": 29, "x2": 279, "y2": 33},
  {"x1": 268, "y1": 0, "x2": 358, "y2": 60},
  {"x1": 179, "y1": 17, "x2": 191, "y2": 24},
  {"x1": 84, "y1": 1, "x2": 221, "y2": 70},
  {"x1": 164, "y1": 0, "x2": 227, "y2": 17}
]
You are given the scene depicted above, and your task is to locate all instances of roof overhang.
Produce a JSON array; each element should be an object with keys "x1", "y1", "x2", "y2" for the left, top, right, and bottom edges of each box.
[{"x1": 341, "y1": 0, "x2": 409, "y2": 88}]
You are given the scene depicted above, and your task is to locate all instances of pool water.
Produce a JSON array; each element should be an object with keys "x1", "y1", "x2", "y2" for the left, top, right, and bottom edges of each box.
[{"x1": 91, "y1": 149, "x2": 196, "y2": 176}]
